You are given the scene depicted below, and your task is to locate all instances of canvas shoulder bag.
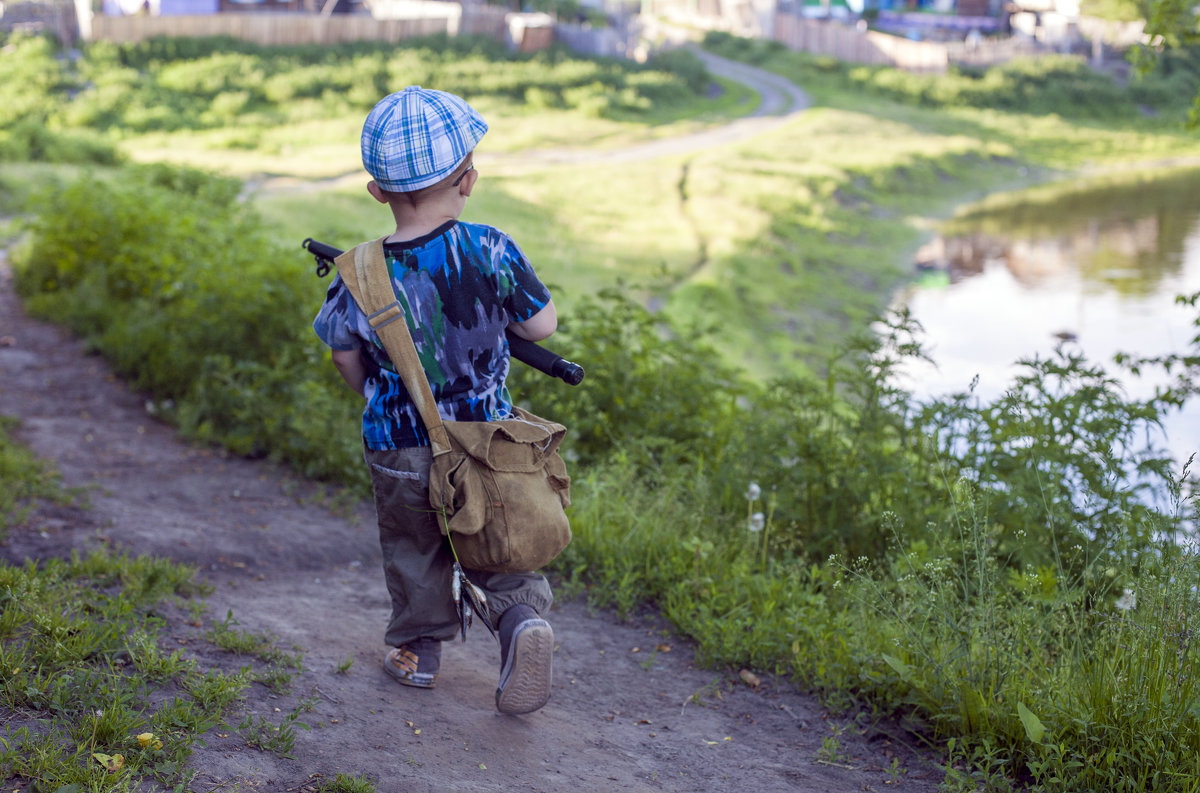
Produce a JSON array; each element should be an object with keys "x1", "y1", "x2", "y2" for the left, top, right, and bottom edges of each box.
[{"x1": 333, "y1": 237, "x2": 572, "y2": 573}]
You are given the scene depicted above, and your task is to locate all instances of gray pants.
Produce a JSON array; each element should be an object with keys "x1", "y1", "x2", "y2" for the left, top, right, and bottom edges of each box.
[{"x1": 365, "y1": 446, "x2": 553, "y2": 647}]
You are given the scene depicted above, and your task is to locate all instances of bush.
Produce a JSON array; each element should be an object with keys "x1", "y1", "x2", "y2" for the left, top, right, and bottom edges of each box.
[
  {"x1": 11, "y1": 164, "x2": 354, "y2": 479},
  {"x1": 4, "y1": 34, "x2": 710, "y2": 141},
  {"x1": 646, "y1": 48, "x2": 710, "y2": 94},
  {"x1": 508, "y1": 288, "x2": 748, "y2": 473},
  {"x1": 0, "y1": 119, "x2": 121, "y2": 165},
  {"x1": 0, "y1": 32, "x2": 69, "y2": 128}
]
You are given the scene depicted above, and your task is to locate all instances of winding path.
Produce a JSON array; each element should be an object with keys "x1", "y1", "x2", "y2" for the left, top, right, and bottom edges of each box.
[
  {"x1": 484, "y1": 47, "x2": 811, "y2": 171},
  {"x1": 245, "y1": 48, "x2": 811, "y2": 197}
]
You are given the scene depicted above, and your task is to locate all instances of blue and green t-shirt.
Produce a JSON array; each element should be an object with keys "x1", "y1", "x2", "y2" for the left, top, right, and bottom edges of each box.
[{"x1": 312, "y1": 220, "x2": 551, "y2": 449}]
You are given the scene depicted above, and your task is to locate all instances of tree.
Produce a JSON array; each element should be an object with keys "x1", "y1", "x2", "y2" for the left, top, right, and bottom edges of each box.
[{"x1": 1135, "y1": 0, "x2": 1200, "y2": 125}]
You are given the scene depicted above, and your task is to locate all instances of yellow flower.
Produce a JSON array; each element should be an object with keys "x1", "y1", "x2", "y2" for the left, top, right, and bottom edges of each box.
[
  {"x1": 152, "y1": 739, "x2": 164, "y2": 751},
  {"x1": 137, "y1": 732, "x2": 154, "y2": 748}
]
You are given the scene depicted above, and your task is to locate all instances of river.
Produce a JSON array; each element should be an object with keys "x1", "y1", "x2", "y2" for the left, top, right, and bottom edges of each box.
[{"x1": 892, "y1": 169, "x2": 1200, "y2": 471}]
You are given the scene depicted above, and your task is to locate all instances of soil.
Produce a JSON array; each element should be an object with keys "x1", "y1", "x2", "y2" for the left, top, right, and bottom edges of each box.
[{"x1": 0, "y1": 50, "x2": 943, "y2": 793}]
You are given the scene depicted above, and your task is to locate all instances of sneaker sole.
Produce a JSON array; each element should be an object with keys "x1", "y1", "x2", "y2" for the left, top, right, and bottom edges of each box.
[{"x1": 496, "y1": 619, "x2": 553, "y2": 715}]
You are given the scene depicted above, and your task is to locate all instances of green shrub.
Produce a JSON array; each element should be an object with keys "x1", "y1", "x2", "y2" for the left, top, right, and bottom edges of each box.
[
  {"x1": 705, "y1": 31, "x2": 1200, "y2": 122},
  {"x1": 10, "y1": 164, "x2": 355, "y2": 479},
  {"x1": 916, "y1": 348, "x2": 1179, "y2": 574},
  {"x1": 0, "y1": 32, "x2": 69, "y2": 128},
  {"x1": 508, "y1": 288, "x2": 748, "y2": 472},
  {"x1": 0, "y1": 119, "x2": 122, "y2": 165},
  {"x1": 2, "y1": 34, "x2": 709, "y2": 141},
  {"x1": 646, "y1": 48, "x2": 710, "y2": 94}
]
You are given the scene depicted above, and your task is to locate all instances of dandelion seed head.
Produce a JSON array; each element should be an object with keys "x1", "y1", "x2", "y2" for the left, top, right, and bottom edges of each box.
[
  {"x1": 748, "y1": 512, "x2": 765, "y2": 532},
  {"x1": 746, "y1": 482, "x2": 762, "y2": 501}
]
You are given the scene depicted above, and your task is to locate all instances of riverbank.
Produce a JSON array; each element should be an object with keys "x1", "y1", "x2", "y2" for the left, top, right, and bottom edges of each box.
[
  {"x1": 248, "y1": 40, "x2": 1200, "y2": 382},
  {"x1": 6, "y1": 34, "x2": 1200, "y2": 793}
]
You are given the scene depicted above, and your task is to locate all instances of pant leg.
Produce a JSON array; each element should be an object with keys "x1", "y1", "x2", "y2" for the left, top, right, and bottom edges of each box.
[{"x1": 366, "y1": 446, "x2": 554, "y2": 647}]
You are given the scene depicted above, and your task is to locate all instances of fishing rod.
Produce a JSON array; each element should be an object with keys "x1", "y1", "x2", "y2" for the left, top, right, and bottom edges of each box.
[{"x1": 302, "y1": 238, "x2": 585, "y2": 386}]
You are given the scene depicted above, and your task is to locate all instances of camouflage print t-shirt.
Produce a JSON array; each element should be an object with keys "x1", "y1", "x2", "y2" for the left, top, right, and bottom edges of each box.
[{"x1": 312, "y1": 220, "x2": 551, "y2": 449}]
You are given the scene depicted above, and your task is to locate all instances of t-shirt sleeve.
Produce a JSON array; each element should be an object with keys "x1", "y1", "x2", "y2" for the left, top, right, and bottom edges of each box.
[
  {"x1": 493, "y1": 234, "x2": 551, "y2": 323},
  {"x1": 312, "y1": 274, "x2": 365, "y2": 352}
]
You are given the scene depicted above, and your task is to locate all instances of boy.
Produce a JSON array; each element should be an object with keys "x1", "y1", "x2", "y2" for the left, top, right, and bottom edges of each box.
[{"x1": 312, "y1": 86, "x2": 558, "y2": 715}]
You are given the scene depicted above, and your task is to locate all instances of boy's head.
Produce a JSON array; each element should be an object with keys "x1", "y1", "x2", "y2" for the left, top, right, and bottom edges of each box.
[{"x1": 361, "y1": 86, "x2": 488, "y2": 194}]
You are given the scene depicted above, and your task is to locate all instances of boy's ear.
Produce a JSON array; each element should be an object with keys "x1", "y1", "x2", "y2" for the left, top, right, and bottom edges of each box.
[
  {"x1": 367, "y1": 180, "x2": 389, "y2": 204},
  {"x1": 459, "y1": 169, "x2": 477, "y2": 198}
]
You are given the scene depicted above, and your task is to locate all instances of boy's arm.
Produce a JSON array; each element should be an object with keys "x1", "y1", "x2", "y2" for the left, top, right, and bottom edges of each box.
[
  {"x1": 331, "y1": 349, "x2": 367, "y2": 396},
  {"x1": 507, "y1": 299, "x2": 557, "y2": 342}
]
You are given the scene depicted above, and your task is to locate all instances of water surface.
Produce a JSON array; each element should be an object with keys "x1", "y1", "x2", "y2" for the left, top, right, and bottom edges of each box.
[{"x1": 892, "y1": 169, "x2": 1200, "y2": 469}]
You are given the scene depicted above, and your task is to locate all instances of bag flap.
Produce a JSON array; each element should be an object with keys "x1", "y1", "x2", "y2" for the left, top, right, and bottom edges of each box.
[{"x1": 444, "y1": 411, "x2": 566, "y2": 472}]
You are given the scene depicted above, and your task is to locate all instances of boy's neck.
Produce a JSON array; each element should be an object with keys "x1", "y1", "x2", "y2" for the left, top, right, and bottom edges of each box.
[{"x1": 386, "y1": 207, "x2": 461, "y2": 244}]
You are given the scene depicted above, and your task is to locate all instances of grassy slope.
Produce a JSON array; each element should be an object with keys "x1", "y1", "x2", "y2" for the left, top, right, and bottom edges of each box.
[
  {"x1": 257, "y1": 55, "x2": 1200, "y2": 380},
  {"x1": 9, "y1": 38, "x2": 1200, "y2": 791}
]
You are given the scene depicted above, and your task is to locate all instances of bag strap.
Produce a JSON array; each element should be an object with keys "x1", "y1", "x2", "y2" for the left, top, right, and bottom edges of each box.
[{"x1": 333, "y1": 237, "x2": 453, "y2": 455}]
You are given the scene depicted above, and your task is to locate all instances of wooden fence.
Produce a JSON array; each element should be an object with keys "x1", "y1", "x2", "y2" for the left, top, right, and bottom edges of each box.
[
  {"x1": 774, "y1": 13, "x2": 1044, "y2": 72},
  {"x1": 775, "y1": 13, "x2": 948, "y2": 70},
  {"x1": 86, "y1": 5, "x2": 508, "y2": 45}
]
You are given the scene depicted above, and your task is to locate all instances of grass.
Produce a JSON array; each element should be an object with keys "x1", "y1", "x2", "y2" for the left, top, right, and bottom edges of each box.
[
  {"x1": 0, "y1": 545, "x2": 324, "y2": 789},
  {"x1": 0, "y1": 550, "x2": 225, "y2": 791},
  {"x1": 0, "y1": 428, "x2": 329, "y2": 788},
  {"x1": 6, "y1": 31, "x2": 1200, "y2": 792},
  {"x1": 0, "y1": 415, "x2": 82, "y2": 540},
  {"x1": 256, "y1": 42, "x2": 1200, "y2": 382}
]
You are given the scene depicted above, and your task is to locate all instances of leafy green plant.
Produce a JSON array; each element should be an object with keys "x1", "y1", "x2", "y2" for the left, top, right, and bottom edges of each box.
[
  {"x1": 4, "y1": 32, "x2": 713, "y2": 149},
  {"x1": 915, "y1": 346, "x2": 1181, "y2": 574},
  {"x1": 316, "y1": 772, "x2": 379, "y2": 793},
  {"x1": 236, "y1": 701, "x2": 312, "y2": 758},
  {"x1": 702, "y1": 30, "x2": 1200, "y2": 123}
]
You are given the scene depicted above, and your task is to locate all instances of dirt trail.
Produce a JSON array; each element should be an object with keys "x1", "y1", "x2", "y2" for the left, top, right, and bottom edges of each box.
[
  {"x1": 0, "y1": 263, "x2": 940, "y2": 792},
  {"x1": 0, "y1": 52, "x2": 942, "y2": 792},
  {"x1": 0, "y1": 262, "x2": 941, "y2": 793}
]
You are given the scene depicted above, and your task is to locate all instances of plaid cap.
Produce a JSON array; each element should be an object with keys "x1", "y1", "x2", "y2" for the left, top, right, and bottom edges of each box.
[{"x1": 361, "y1": 86, "x2": 488, "y2": 193}]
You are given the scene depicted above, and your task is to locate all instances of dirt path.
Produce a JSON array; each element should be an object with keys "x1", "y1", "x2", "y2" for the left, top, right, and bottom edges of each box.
[
  {"x1": 0, "y1": 263, "x2": 941, "y2": 792},
  {"x1": 0, "y1": 52, "x2": 943, "y2": 791}
]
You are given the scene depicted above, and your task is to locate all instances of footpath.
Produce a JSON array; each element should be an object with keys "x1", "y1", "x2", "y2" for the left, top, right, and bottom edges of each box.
[{"x1": 0, "y1": 50, "x2": 942, "y2": 793}]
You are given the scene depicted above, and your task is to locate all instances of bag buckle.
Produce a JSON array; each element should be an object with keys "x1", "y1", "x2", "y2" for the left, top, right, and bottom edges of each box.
[{"x1": 368, "y1": 301, "x2": 405, "y2": 331}]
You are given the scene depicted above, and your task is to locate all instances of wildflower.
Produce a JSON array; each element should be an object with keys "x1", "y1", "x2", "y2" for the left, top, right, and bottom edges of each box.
[
  {"x1": 748, "y1": 512, "x2": 765, "y2": 533},
  {"x1": 745, "y1": 482, "x2": 761, "y2": 501},
  {"x1": 1115, "y1": 589, "x2": 1136, "y2": 611},
  {"x1": 137, "y1": 732, "x2": 163, "y2": 750}
]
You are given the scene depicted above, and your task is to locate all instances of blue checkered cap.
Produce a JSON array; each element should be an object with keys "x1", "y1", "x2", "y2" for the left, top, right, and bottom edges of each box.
[{"x1": 361, "y1": 86, "x2": 488, "y2": 193}]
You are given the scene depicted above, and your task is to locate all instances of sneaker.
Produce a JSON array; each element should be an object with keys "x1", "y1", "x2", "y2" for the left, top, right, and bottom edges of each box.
[
  {"x1": 383, "y1": 639, "x2": 441, "y2": 689},
  {"x1": 495, "y1": 604, "x2": 553, "y2": 715}
]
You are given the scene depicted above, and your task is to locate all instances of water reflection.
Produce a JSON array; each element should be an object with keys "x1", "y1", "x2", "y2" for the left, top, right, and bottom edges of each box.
[{"x1": 895, "y1": 169, "x2": 1200, "y2": 468}]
